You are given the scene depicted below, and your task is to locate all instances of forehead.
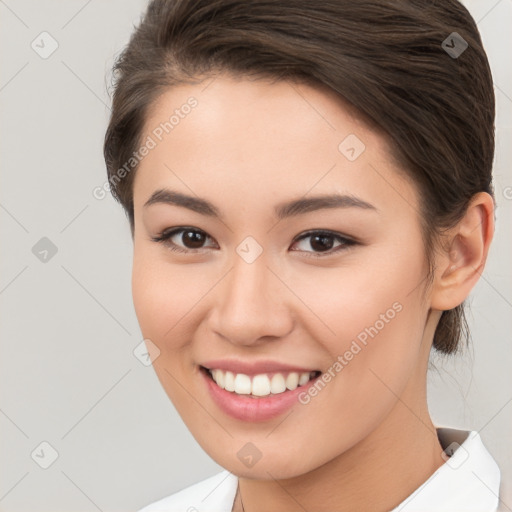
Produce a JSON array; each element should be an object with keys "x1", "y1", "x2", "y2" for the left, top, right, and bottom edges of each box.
[
  {"x1": 133, "y1": 74, "x2": 418, "y2": 219},
  {"x1": 143, "y1": 73, "x2": 377, "y2": 147}
]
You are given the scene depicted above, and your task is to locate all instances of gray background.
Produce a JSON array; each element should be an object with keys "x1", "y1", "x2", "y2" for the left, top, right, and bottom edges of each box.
[{"x1": 0, "y1": 0, "x2": 510, "y2": 510}]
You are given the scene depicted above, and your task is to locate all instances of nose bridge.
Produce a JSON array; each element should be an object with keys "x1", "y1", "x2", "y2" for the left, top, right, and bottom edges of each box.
[{"x1": 211, "y1": 241, "x2": 292, "y2": 345}]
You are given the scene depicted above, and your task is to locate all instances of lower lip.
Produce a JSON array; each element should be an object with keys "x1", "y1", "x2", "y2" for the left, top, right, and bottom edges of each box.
[{"x1": 200, "y1": 367, "x2": 320, "y2": 422}]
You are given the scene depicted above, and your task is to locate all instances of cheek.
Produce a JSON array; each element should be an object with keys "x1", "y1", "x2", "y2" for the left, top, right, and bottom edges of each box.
[
  {"x1": 296, "y1": 244, "x2": 427, "y2": 351},
  {"x1": 131, "y1": 247, "x2": 200, "y2": 349},
  {"x1": 293, "y1": 240, "x2": 429, "y2": 407},
  {"x1": 131, "y1": 249, "x2": 205, "y2": 408}
]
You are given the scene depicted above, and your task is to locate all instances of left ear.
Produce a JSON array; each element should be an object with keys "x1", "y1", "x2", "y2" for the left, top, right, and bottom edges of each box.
[{"x1": 430, "y1": 192, "x2": 495, "y2": 311}]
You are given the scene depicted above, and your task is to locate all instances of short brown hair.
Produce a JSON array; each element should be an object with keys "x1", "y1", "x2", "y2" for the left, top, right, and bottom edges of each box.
[{"x1": 104, "y1": 0, "x2": 495, "y2": 354}]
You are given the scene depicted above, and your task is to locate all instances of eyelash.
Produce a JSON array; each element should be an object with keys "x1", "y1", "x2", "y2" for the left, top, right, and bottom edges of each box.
[{"x1": 150, "y1": 227, "x2": 357, "y2": 258}]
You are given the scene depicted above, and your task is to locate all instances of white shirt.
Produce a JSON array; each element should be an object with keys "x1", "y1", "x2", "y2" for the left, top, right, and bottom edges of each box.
[{"x1": 138, "y1": 428, "x2": 501, "y2": 512}]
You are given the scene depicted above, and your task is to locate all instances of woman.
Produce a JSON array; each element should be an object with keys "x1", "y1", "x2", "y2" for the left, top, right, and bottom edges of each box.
[{"x1": 103, "y1": 0, "x2": 501, "y2": 510}]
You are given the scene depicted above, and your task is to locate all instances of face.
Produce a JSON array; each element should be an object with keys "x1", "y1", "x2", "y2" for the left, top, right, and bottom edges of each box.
[{"x1": 131, "y1": 73, "x2": 433, "y2": 479}]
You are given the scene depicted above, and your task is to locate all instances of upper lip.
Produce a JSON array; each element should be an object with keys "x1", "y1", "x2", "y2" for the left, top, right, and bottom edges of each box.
[{"x1": 200, "y1": 359, "x2": 320, "y2": 376}]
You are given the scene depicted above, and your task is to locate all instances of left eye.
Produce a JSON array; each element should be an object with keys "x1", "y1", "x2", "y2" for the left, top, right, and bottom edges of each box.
[{"x1": 290, "y1": 230, "x2": 355, "y2": 257}]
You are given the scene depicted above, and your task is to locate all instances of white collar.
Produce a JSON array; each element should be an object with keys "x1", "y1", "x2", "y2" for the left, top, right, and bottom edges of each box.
[
  {"x1": 139, "y1": 428, "x2": 500, "y2": 512},
  {"x1": 390, "y1": 427, "x2": 500, "y2": 511}
]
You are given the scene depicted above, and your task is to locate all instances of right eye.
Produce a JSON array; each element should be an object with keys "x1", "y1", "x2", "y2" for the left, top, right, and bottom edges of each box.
[{"x1": 151, "y1": 227, "x2": 218, "y2": 253}]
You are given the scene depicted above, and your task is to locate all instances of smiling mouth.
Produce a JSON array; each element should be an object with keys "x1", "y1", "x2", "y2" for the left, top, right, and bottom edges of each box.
[{"x1": 200, "y1": 366, "x2": 322, "y2": 398}]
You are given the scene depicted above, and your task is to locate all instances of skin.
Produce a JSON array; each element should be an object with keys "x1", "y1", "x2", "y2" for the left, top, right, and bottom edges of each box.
[{"x1": 130, "y1": 73, "x2": 494, "y2": 511}]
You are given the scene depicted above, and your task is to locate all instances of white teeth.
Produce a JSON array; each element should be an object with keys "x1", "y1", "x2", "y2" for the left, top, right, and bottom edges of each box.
[
  {"x1": 270, "y1": 373, "x2": 286, "y2": 394},
  {"x1": 234, "y1": 373, "x2": 252, "y2": 394},
  {"x1": 285, "y1": 372, "x2": 299, "y2": 391},
  {"x1": 212, "y1": 369, "x2": 224, "y2": 389},
  {"x1": 252, "y1": 374, "x2": 271, "y2": 396},
  {"x1": 208, "y1": 369, "x2": 318, "y2": 397},
  {"x1": 224, "y1": 371, "x2": 235, "y2": 392},
  {"x1": 298, "y1": 372, "x2": 311, "y2": 386}
]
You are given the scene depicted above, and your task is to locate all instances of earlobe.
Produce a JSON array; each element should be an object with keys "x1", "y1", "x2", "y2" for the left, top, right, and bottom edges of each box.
[{"x1": 431, "y1": 192, "x2": 494, "y2": 311}]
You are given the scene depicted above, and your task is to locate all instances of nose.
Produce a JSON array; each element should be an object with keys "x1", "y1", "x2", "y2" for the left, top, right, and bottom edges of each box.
[{"x1": 208, "y1": 252, "x2": 294, "y2": 347}]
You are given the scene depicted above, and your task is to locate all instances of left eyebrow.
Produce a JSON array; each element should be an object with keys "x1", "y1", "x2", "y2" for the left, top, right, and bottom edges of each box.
[
  {"x1": 143, "y1": 188, "x2": 377, "y2": 220},
  {"x1": 274, "y1": 193, "x2": 377, "y2": 219}
]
